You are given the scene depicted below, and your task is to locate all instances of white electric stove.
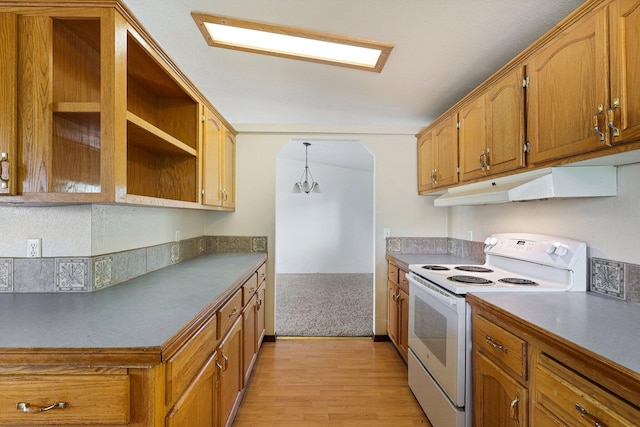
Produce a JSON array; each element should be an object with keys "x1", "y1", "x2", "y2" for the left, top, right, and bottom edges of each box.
[
  {"x1": 406, "y1": 233, "x2": 588, "y2": 427},
  {"x1": 408, "y1": 232, "x2": 587, "y2": 294}
]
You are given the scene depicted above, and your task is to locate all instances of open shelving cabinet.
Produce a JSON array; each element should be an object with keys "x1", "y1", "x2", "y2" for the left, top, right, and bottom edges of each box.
[{"x1": 4, "y1": 3, "x2": 227, "y2": 209}]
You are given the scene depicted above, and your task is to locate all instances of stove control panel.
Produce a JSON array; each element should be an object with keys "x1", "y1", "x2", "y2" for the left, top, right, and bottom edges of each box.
[{"x1": 484, "y1": 233, "x2": 587, "y2": 270}]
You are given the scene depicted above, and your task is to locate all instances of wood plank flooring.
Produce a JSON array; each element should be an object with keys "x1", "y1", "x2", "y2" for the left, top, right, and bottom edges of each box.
[{"x1": 232, "y1": 338, "x2": 432, "y2": 427}]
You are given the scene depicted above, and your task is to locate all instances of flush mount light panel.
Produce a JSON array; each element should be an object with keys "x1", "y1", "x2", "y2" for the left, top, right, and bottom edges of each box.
[{"x1": 192, "y1": 13, "x2": 393, "y2": 72}]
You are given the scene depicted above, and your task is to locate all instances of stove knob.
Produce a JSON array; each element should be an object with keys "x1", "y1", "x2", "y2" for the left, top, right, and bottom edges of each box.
[
  {"x1": 484, "y1": 237, "x2": 498, "y2": 247},
  {"x1": 545, "y1": 242, "x2": 568, "y2": 256}
]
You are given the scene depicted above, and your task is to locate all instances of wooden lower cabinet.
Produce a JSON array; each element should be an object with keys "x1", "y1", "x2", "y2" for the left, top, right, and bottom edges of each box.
[
  {"x1": 218, "y1": 317, "x2": 243, "y2": 427},
  {"x1": 469, "y1": 294, "x2": 640, "y2": 427},
  {"x1": 474, "y1": 352, "x2": 528, "y2": 427},
  {"x1": 0, "y1": 261, "x2": 267, "y2": 427},
  {"x1": 387, "y1": 260, "x2": 409, "y2": 361},
  {"x1": 166, "y1": 353, "x2": 218, "y2": 427}
]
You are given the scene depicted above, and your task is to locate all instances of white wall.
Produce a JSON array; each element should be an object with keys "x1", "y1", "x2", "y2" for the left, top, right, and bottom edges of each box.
[
  {"x1": 276, "y1": 157, "x2": 373, "y2": 274},
  {"x1": 204, "y1": 130, "x2": 449, "y2": 336},
  {"x1": 447, "y1": 162, "x2": 640, "y2": 264}
]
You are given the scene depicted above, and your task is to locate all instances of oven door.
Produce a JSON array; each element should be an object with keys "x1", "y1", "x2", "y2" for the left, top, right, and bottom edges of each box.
[{"x1": 408, "y1": 272, "x2": 467, "y2": 407}]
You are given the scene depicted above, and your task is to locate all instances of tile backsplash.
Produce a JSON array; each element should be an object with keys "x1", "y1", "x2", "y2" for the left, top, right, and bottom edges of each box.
[
  {"x1": 386, "y1": 236, "x2": 485, "y2": 264},
  {"x1": 590, "y1": 257, "x2": 640, "y2": 304},
  {"x1": 1, "y1": 236, "x2": 267, "y2": 293}
]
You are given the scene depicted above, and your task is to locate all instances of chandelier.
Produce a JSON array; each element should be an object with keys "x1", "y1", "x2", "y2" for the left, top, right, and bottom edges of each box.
[{"x1": 292, "y1": 142, "x2": 320, "y2": 194}]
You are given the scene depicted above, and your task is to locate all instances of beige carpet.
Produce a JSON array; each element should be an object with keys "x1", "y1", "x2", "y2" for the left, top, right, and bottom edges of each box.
[{"x1": 275, "y1": 273, "x2": 373, "y2": 337}]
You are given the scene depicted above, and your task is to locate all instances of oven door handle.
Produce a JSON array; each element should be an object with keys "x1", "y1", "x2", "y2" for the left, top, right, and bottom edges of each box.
[{"x1": 407, "y1": 273, "x2": 459, "y2": 307}]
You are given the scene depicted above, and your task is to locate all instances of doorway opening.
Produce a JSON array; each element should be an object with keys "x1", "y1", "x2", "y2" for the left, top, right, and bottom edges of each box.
[{"x1": 274, "y1": 139, "x2": 374, "y2": 336}]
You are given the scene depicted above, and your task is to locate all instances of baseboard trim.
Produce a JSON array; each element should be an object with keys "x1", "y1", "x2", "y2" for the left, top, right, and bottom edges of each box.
[{"x1": 373, "y1": 334, "x2": 391, "y2": 342}]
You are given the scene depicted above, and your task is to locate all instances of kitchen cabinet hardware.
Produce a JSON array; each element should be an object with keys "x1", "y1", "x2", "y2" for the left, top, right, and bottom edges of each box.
[
  {"x1": 228, "y1": 308, "x2": 238, "y2": 318},
  {"x1": 607, "y1": 97, "x2": 621, "y2": 137},
  {"x1": 16, "y1": 401, "x2": 67, "y2": 413},
  {"x1": 509, "y1": 393, "x2": 521, "y2": 425},
  {"x1": 575, "y1": 403, "x2": 604, "y2": 427},
  {"x1": 592, "y1": 104, "x2": 606, "y2": 141},
  {"x1": 0, "y1": 153, "x2": 8, "y2": 189},
  {"x1": 485, "y1": 334, "x2": 508, "y2": 353}
]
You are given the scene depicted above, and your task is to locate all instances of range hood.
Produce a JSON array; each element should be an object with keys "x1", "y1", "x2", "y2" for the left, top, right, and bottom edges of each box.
[{"x1": 434, "y1": 166, "x2": 617, "y2": 207}]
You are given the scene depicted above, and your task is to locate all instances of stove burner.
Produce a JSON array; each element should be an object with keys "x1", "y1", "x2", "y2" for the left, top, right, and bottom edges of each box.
[
  {"x1": 499, "y1": 278, "x2": 539, "y2": 286},
  {"x1": 421, "y1": 265, "x2": 450, "y2": 271},
  {"x1": 447, "y1": 275, "x2": 493, "y2": 285},
  {"x1": 455, "y1": 265, "x2": 493, "y2": 273}
]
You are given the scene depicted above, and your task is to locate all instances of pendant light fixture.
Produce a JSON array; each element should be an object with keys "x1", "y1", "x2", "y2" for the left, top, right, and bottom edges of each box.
[{"x1": 292, "y1": 142, "x2": 320, "y2": 194}]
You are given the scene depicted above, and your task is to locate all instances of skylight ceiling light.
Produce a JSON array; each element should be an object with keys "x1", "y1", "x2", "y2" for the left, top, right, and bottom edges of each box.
[{"x1": 192, "y1": 13, "x2": 393, "y2": 72}]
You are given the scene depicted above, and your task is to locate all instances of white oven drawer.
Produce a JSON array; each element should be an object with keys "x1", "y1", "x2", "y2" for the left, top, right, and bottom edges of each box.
[{"x1": 409, "y1": 349, "x2": 466, "y2": 427}]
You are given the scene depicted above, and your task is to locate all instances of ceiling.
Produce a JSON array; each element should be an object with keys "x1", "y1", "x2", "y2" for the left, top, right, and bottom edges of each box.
[{"x1": 121, "y1": 0, "x2": 584, "y2": 130}]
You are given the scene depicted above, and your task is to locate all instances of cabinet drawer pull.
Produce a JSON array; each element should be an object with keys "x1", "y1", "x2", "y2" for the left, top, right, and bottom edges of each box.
[
  {"x1": 0, "y1": 152, "x2": 9, "y2": 189},
  {"x1": 228, "y1": 308, "x2": 238, "y2": 318},
  {"x1": 575, "y1": 403, "x2": 605, "y2": 427},
  {"x1": 509, "y1": 393, "x2": 520, "y2": 425},
  {"x1": 16, "y1": 401, "x2": 67, "y2": 413},
  {"x1": 485, "y1": 335, "x2": 507, "y2": 353}
]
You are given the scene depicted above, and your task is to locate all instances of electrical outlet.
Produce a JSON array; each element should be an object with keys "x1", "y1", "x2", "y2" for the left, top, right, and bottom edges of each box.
[
  {"x1": 384, "y1": 228, "x2": 391, "y2": 238},
  {"x1": 175, "y1": 229, "x2": 181, "y2": 242},
  {"x1": 467, "y1": 230, "x2": 473, "y2": 241},
  {"x1": 27, "y1": 238, "x2": 42, "y2": 258}
]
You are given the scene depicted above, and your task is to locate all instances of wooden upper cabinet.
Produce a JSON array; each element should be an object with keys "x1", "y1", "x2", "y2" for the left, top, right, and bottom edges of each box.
[
  {"x1": 221, "y1": 128, "x2": 236, "y2": 210},
  {"x1": 0, "y1": 13, "x2": 17, "y2": 196},
  {"x1": 459, "y1": 66, "x2": 526, "y2": 182},
  {"x1": 486, "y1": 67, "x2": 526, "y2": 175},
  {"x1": 432, "y1": 113, "x2": 459, "y2": 188},
  {"x1": 609, "y1": 0, "x2": 640, "y2": 144},
  {"x1": 202, "y1": 107, "x2": 223, "y2": 207},
  {"x1": 458, "y1": 95, "x2": 487, "y2": 181},
  {"x1": 417, "y1": 113, "x2": 459, "y2": 193},
  {"x1": 1, "y1": 3, "x2": 234, "y2": 209},
  {"x1": 526, "y1": 5, "x2": 610, "y2": 165},
  {"x1": 417, "y1": 130, "x2": 435, "y2": 193}
]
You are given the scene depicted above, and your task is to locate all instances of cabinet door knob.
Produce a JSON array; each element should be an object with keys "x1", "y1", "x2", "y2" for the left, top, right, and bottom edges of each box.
[
  {"x1": 509, "y1": 393, "x2": 520, "y2": 425},
  {"x1": 607, "y1": 98, "x2": 621, "y2": 138},
  {"x1": 592, "y1": 104, "x2": 606, "y2": 142}
]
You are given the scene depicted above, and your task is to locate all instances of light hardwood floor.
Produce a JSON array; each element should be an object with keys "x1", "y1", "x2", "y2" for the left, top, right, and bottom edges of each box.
[{"x1": 233, "y1": 338, "x2": 432, "y2": 426}]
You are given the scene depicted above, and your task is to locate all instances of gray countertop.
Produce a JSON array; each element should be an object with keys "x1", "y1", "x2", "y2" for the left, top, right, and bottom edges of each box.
[
  {"x1": 470, "y1": 292, "x2": 640, "y2": 376},
  {"x1": 0, "y1": 253, "x2": 266, "y2": 350}
]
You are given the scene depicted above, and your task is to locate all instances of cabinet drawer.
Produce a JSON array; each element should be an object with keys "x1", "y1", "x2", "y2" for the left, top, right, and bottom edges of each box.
[
  {"x1": 388, "y1": 263, "x2": 399, "y2": 284},
  {"x1": 165, "y1": 313, "x2": 218, "y2": 404},
  {"x1": 218, "y1": 288, "x2": 242, "y2": 339},
  {"x1": 242, "y1": 272, "x2": 259, "y2": 306},
  {"x1": 0, "y1": 374, "x2": 129, "y2": 425},
  {"x1": 473, "y1": 314, "x2": 527, "y2": 380},
  {"x1": 257, "y1": 263, "x2": 266, "y2": 284},
  {"x1": 534, "y1": 353, "x2": 640, "y2": 427}
]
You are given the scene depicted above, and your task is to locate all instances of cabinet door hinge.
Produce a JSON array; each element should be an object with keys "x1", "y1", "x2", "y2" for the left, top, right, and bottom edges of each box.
[
  {"x1": 457, "y1": 166, "x2": 461, "y2": 173},
  {"x1": 456, "y1": 121, "x2": 461, "y2": 129},
  {"x1": 201, "y1": 115, "x2": 206, "y2": 123},
  {"x1": 524, "y1": 141, "x2": 531, "y2": 153},
  {"x1": 522, "y1": 76, "x2": 530, "y2": 88}
]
